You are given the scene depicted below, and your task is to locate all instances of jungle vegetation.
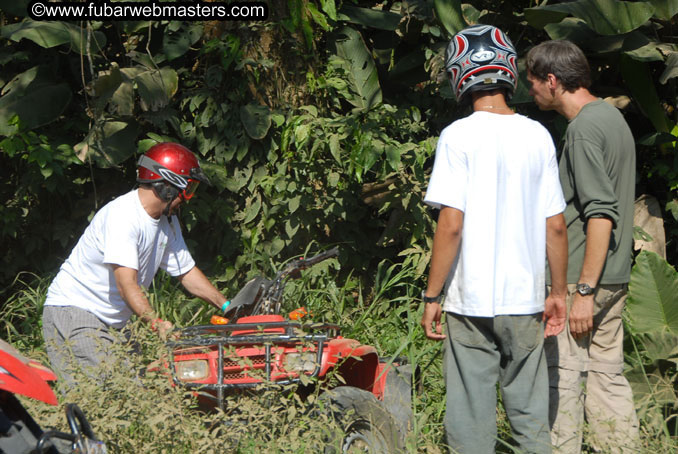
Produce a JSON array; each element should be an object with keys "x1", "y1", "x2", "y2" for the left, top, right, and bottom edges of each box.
[{"x1": 1, "y1": 0, "x2": 678, "y2": 452}]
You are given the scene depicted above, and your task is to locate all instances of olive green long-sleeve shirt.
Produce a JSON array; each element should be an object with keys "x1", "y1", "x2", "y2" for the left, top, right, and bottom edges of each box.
[{"x1": 558, "y1": 99, "x2": 636, "y2": 284}]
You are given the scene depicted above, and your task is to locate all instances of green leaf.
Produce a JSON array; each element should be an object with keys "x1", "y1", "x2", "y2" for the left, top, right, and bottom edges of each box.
[
  {"x1": 620, "y1": 54, "x2": 671, "y2": 133},
  {"x1": 648, "y1": 0, "x2": 678, "y2": 20},
  {"x1": 329, "y1": 134, "x2": 341, "y2": 163},
  {"x1": 543, "y1": 18, "x2": 597, "y2": 45},
  {"x1": 1, "y1": 20, "x2": 106, "y2": 53},
  {"x1": 385, "y1": 145, "x2": 400, "y2": 171},
  {"x1": 294, "y1": 124, "x2": 310, "y2": 147},
  {"x1": 240, "y1": 104, "x2": 272, "y2": 140},
  {"x1": 666, "y1": 200, "x2": 678, "y2": 221},
  {"x1": 660, "y1": 52, "x2": 678, "y2": 85},
  {"x1": 75, "y1": 121, "x2": 140, "y2": 167},
  {"x1": 627, "y1": 251, "x2": 678, "y2": 334},
  {"x1": 337, "y1": 6, "x2": 402, "y2": 31},
  {"x1": 526, "y1": 0, "x2": 655, "y2": 36},
  {"x1": 623, "y1": 33, "x2": 663, "y2": 62},
  {"x1": 433, "y1": 0, "x2": 466, "y2": 37},
  {"x1": 91, "y1": 64, "x2": 135, "y2": 116},
  {"x1": 271, "y1": 114, "x2": 285, "y2": 127},
  {"x1": 332, "y1": 27, "x2": 382, "y2": 110},
  {"x1": 633, "y1": 331, "x2": 678, "y2": 365},
  {"x1": 133, "y1": 67, "x2": 179, "y2": 112},
  {"x1": 637, "y1": 132, "x2": 677, "y2": 146},
  {"x1": 524, "y1": 8, "x2": 570, "y2": 30},
  {"x1": 307, "y1": 3, "x2": 330, "y2": 31},
  {"x1": 163, "y1": 23, "x2": 203, "y2": 61},
  {"x1": 285, "y1": 218, "x2": 300, "y2": 238},
  {"x1": 243, "y1": 196, "x2": 262, "y2": 224},
  {"x1": 626, "y1": 363, "x2": 677, "y2": 405},
  {"x1": 0, "y1": 66, "x2": 72, "y2": 136},
  {"x1": 205, "y1": 66, "x2": 224, "y2": 89},
  {"x1": 288, "y1": 195, "x2": 301, "y2": 214},
  {"x1": 319, "y1": 0, "x2": 337, "y2": 21}
]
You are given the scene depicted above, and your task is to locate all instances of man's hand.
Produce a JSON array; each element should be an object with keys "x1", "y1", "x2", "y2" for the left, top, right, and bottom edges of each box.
[
  {"x1": 543, "y1": 293, "x2": 566, "y2": 337},
  {"x1": 421, "y1": 302, "x2": 446, "y2": 341},
  {"x1": 569, "y1": 294, "x2": 594, "y2": 338},
  {"x1": 155, "y1": 319, "x2": 174, "y2": 341}
]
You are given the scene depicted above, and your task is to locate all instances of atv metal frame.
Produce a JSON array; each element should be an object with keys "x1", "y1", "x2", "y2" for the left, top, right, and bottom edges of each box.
[{"x1": 167, "y1": 320, "x2": 341, "y2": 409}]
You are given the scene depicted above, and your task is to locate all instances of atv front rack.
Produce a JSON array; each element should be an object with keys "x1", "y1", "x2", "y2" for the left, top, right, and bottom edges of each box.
[{"x1": 167, "y1": 321, "x2": 341, "y2": 410}]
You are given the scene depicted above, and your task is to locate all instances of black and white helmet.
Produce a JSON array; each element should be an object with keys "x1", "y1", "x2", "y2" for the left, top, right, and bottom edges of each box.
[{"x1": 445, "y1": 24, "x2": 518, "y2": 103}]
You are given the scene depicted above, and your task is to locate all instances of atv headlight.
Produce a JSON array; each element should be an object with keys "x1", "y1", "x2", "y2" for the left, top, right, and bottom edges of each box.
[
  {"x1": 283, "y1": 352, "x2": 317, "y2": 373},
  {"x1": 175, "y1": 360, "x2": 209, "y2": 381}
]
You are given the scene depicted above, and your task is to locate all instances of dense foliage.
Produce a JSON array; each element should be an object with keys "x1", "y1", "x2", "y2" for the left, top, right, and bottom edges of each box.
[{"x1": 2, "y1": 0, "x2": 678, "y2": 451}]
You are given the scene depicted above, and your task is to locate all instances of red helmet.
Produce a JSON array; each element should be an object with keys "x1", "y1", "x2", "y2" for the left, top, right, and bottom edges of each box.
[{"x1": 137, "y1": 142, "x2": 210, "y2": 200}]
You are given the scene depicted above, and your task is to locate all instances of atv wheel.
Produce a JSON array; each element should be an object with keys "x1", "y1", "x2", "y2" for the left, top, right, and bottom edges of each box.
[{"x1": 321, "y1": 386, "x2": 404, "y2": 454}]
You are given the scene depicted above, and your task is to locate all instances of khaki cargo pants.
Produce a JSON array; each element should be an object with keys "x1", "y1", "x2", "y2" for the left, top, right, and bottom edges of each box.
[{"x1": 545, "y1": 284, "x2": 639, "y2": 453}]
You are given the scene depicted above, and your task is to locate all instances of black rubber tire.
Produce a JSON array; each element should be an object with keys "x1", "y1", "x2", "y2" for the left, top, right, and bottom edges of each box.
[
  {"x1": 381, "y1": 364, "x2": 414, "y2": 440},
  {"x1": 320, "y1": 386, "x2": 404, "y2": 454}
]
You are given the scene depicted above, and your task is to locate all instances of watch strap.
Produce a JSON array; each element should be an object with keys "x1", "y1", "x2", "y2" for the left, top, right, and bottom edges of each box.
[
  {"x1": 576, "y1": 283, "x2": 594, "y2": 296},
  {"x1": 422, "y1": 291, "x2": 442, "y2": 303}
]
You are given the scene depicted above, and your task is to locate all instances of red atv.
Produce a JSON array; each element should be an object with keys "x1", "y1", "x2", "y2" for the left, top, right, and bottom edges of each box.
[
  {"x1": 0, "y1": 339, "x2": 106, "y2": 454},
  {"x1": 165, "y1": 247, "x2": 413, "y2": 453}
]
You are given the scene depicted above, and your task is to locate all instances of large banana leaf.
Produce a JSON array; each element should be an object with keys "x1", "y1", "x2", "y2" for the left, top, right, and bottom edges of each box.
[
  {"x1": 627, "y1": 251, "x2": 678, "y2": 334},
  {"x1": 1, "y1": 20, "x2": 106, "y2": 53},
  {"x1": 525, "y1": 0, "x2": 655, "y2": 36},
  {"x1": 620, "y1": 55, "x2": 672, "y2": 133},
  {"x1": 0, "y1": 66, "x2": 71, "y2": 136},
  {"x1": 337, "y1": 6, "x2": 401, "y2": 31},
  {"x1": 433, "y1": 0, "x2": 466, "y2": 37},
  {"x1": 648, "y1": 0, "x2": 678, "y2": 20},
  {"x1": 332, "y1": 27, "x2": 382, "y2": 110},
  {"x1": 543, "y1": 18, "x2": 597, "y2": 45}
]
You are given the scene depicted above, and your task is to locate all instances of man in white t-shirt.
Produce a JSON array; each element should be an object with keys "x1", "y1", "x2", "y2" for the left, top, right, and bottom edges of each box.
[
  {"x1": 43, "y1": 142, "x2": 229, "y2": 385},
  {"x1": 420, "y1": 25, "x2": 568, "y2": 454}
]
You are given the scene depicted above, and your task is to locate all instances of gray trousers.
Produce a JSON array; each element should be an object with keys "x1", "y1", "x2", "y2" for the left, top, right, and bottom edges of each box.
[
  {"x1": 42, "y1": 305, "x2": 132, "y2": 387},
  {"x1": 444, "y1": 312, "x2": 551, "y2": 454}
]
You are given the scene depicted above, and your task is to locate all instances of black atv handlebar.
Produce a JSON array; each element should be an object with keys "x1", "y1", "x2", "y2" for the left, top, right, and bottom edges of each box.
[{"x1": 283, "y1": 246, "x2": 339, "y2": 275}]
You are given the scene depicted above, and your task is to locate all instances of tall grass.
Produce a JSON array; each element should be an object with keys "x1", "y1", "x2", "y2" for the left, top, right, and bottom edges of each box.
[{"x1": 4, "y1": 259, "x2": 678, "y2": 453}]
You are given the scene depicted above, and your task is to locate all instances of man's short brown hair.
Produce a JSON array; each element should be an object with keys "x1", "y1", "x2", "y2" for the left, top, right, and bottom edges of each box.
[{"x1": 526, "y1": 40, "x2": 591, "y2": 92}]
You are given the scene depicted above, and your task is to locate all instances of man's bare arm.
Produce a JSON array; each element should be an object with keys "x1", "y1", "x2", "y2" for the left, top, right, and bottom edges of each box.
[
  {"x1": 421, "y1": 206, "x2": 463, "y2": 341},
  {"x1": 177, "y1": 266, "x2": 228, "y2": 310},
  {"x1": 544, "y1": 213, "x2": 568, "y2": 337},
  {"x1": 113, "y1": 265, "x2": 173, "y2": 335}
]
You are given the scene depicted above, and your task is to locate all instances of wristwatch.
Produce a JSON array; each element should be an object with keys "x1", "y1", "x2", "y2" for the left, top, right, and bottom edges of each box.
[
  {"x1": 421, "y1": 290, "x2": 442, "y2": 303},
  {"x1": 575, "y1": 283, "x2": 595, "y2": 296}
]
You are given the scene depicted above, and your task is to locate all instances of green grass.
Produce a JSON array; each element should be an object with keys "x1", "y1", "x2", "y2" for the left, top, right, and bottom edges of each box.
[{"x1": 4, "y1": 261, "x2": 678, "y2": 453}]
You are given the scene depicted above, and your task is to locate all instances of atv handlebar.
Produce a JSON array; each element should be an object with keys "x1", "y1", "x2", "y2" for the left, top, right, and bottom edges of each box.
[{"x1": 283, "y1": 246, "x2": 339, "y2": 276}]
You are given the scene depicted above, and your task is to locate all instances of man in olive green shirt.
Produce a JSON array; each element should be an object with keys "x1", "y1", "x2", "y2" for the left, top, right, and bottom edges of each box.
[{"x1": 526, "y1": 40, "x2": 639, "y2": 454}]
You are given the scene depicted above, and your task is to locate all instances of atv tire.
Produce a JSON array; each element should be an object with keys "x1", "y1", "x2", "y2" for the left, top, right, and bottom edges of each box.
[{"x1": 320, "y1": 386, "x2": 404, "y2": 454}]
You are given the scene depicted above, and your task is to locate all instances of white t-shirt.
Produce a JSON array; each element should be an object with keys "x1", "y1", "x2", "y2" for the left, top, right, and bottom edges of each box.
[
  {"x1": 425, "y1": 111, "x2": 565, "y2": 317},
  {"x1": 45, "y1": 190, "x2": 195, "y2": 328}
]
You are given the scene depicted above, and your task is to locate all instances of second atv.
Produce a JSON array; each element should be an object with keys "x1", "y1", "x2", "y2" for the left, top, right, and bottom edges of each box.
[{"x1": 165, "y1": 247, "x2": 413, "y2": 453}]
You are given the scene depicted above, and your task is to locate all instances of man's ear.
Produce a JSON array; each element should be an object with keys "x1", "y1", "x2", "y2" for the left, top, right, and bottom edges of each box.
[{"x1": 547, "y1": 73, "x2": 558, "y2": 90}]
